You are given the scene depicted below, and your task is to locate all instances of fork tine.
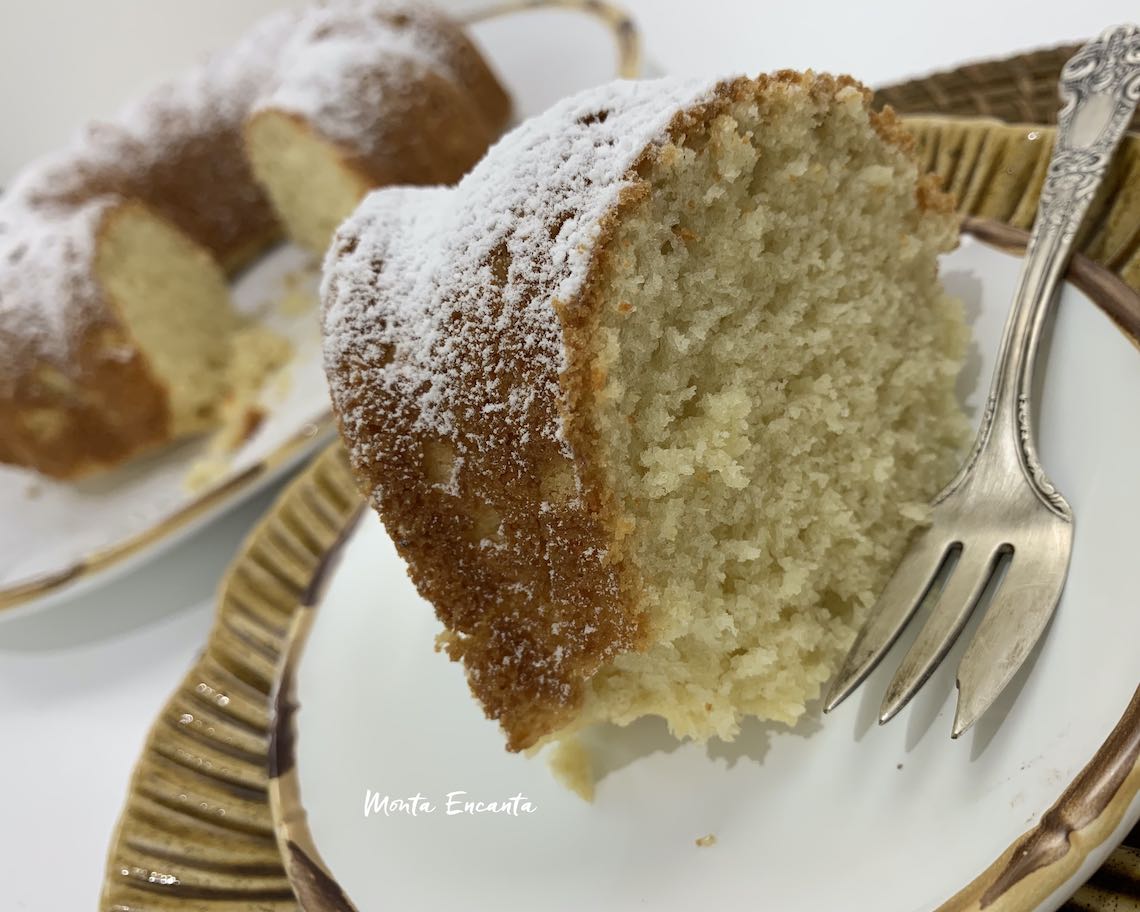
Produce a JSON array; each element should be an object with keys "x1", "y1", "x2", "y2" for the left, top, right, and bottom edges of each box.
[
  {"x1": 878, "y1": 545, "x2": 1004, "y2": 724},
  {"x1": 823, "y1": 529, "x2": 952, "y2": 714},
  {"x1": 952, "y1": 542, "x2": 1072, "y2": 738}
]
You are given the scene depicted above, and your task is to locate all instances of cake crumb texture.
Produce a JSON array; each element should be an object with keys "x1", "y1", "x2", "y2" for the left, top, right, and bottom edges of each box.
[{"x1": 576, "y1": 77, "x2": 968, "y2": 742}]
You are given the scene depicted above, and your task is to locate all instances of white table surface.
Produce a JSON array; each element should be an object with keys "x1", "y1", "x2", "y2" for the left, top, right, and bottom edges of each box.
[{"x1": 0, "y1": 1, "x2": 1134, "y2": 908}]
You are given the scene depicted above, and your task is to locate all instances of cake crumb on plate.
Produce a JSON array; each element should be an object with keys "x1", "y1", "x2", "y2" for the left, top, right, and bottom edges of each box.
[{"x1": 547, "y1": 738, "x2": 594, "y2": 802}]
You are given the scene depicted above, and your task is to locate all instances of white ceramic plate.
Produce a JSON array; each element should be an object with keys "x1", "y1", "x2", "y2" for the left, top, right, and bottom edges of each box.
[
  {"x1": 0, "y1": 243, "x2": 334, "y2": 619},
  {"x1": 275, "y1": 235, "x2": 1140, "y2": 912}
]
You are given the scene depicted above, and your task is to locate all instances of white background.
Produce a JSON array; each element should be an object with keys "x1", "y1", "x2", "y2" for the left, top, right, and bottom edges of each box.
[
  {"x1": 0, "y1": 1, "x2": 1134, "y2": 908},
  {"x1": 1, "y1": 0, "x2": 1135, "y2": 181}
]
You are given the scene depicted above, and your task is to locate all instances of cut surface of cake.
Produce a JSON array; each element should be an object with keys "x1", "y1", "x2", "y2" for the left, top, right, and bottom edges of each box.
[{"x1": 322, "y1": 73, "x2": 969, "y2": 752}]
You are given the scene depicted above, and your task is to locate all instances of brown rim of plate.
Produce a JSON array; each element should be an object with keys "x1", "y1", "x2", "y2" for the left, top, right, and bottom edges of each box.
[
  {"x1": 0, "y1": 412, "x2": 335, "y2": 615},
  {"x1": 269, "y1": 509, "x2": 366, "y2": 912}
]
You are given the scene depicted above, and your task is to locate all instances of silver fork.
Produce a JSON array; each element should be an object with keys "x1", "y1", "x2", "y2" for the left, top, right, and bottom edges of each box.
[{"x1": 824, "y1": 24, "x2": 1140, "y2": 738}]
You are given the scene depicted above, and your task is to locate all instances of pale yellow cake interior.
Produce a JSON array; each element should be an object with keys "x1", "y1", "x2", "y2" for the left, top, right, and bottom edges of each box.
[
  {"x1": 98, "y1": 204, "x2": 241, "y2": 435},
  {"x1": 98, "y1": 203, "x2": 293, "y2": 451},
  {"x1": 575, "y1": 85, "x2": 970, "y2": 744},
  {"x1": 246, "y1": 110, "x2": 371, "y2": 254}
]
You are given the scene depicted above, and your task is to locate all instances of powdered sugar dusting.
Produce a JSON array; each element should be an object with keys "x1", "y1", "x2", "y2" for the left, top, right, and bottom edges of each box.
[
  {"x1": 0, "y1": 201, "x2": 108, "y2": 373},
  {"x1": 322, "y1": 77, "x2": 715, "y2": 463}
]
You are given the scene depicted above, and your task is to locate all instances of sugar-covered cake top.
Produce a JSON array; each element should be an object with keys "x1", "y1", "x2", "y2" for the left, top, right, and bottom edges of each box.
[{"x1": 322, "y1": 76, "x2": 716, "y2": 465}]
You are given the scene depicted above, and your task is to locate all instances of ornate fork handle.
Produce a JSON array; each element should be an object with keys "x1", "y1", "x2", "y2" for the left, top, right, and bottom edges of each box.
[
  {"x1": 1041, "y1": 25, "x2": 1140, "y2": 241},
  {"x1": 943, "y1": 24, "x2": 1140, "y2": 518}
]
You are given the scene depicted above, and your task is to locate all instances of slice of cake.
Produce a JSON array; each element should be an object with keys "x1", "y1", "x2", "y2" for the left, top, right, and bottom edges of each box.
[{"x1": 322, "y1": 73, "x2": 969, "y2": 753}]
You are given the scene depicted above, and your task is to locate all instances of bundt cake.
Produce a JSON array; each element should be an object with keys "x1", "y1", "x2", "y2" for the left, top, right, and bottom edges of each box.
[
  {"x1": 322, "y1": 73, "x2": 969, "y2": 753},
  {"x1": 0, "y1": 0, "x2": 509, "y2": 480}
]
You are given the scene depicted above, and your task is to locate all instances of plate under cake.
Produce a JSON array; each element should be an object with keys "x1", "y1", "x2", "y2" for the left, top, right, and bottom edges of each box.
[{"x1": 275, "y1": 228, "x2": 1140, "y2": 912}]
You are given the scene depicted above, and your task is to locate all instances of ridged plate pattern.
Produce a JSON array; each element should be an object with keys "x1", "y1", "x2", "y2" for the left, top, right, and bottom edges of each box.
[
  {"x1": 102, "y1": 445, "x2": 360, "y2": 911},
  {"x1": 876, "y1": 43, "x2": 1140, "y2": 134}
]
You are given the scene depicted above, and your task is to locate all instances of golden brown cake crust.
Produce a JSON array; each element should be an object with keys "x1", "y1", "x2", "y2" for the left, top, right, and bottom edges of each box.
[
  {"x1": 323, "y1": 73, "x2": 954, "y2": 751},
  {"x1": 0, "y1": 1, "x2": 508, "y2": 480}
]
